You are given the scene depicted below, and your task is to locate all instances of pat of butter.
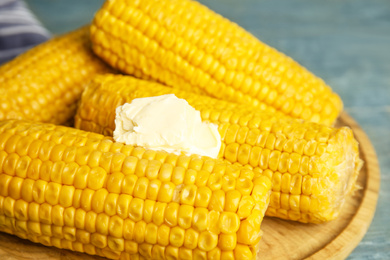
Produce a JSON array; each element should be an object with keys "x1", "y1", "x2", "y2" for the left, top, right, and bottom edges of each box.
[{"x1": 113, "y1": 94, "x2": 221, "y2": 158}]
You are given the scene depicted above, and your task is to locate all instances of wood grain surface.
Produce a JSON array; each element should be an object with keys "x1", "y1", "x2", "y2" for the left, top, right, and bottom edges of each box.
[{"x1": 0, "y1": 112, "x2": 380, "y2": 260}]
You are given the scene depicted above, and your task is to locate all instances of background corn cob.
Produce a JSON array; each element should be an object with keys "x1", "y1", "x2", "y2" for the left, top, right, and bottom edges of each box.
[
  {"x1": 90, "y1": 0, "x2": 343, "y2": 126},
  {"x1": 0, "y1": 26, "x2": 114, "y2": 125},
  {"x1": 0, "y1": 119, "x2": 271, "y2": 260},
  {"x1": 75, "y1": 74, "x2": 362, "y2": 223}
]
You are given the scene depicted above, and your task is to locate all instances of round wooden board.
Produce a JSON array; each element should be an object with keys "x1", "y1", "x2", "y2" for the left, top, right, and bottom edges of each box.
[{"x1": 0, "y1": 112, "x2": 380, "y2": 260}]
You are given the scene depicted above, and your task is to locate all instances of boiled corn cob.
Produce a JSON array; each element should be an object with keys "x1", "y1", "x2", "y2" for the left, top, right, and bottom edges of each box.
[
  {"x1": 0, "y1": 26, "x2": 114, "y2": 125},
  {"x1": 90, "y1": 0, "x2": 343, "y2": 126},
  {"x1": 75, "y1": 74, "x2": 362, "y2": 223},
  {"x1": 0, "y1": 119, "x2": 271, "y2": 260}
]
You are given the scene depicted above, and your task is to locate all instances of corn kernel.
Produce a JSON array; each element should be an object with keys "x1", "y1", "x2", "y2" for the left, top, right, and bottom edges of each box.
[
  {"x1": 170, "y1": 226, "x2": 185, "y2": 247},
  {"x1": 122, "y1": 174, "x2": 138, "y2": 195},
  {"x1": 123, "y1": 218, "x2": 135, "y2": 240},
  {"x1": 87, "y1": 166, "x2": 107, "y2": 190},
  {"x1": 147, "y1": 179, "x2": 161, "y2": 201},
  {"x1": 134, "y1": 221, "x2": 147, "y2": 243},
  {"x1": 194, "y1": 186, "x2": 212, "y2": 208},
  {"x1": 107, "y1": 172, "x2": 124, "y2": 193},
  {"x1": 219, "y1": 212, "x2": 240, "y2": 234},
  {"x1": 133, "y1": 177, "x2": 149, "y2": 199},
  {"x1": 91, "y1": 188, "x2": 108, "y2": 213},
  {"x1": 157, "y1": 224, "x2": 170, "y2": 246},
  {"x1": 129, "y1": 198, "x2": 144, "y2": 222},
  {"x1": 145, "y1": 222, "x2": 158, "y2": 244},
  {"x1": 192, "y1": 208, "x2": 209, "y2": 232},
  {"x1": 152, "y1": 245, "x2": 166, "y2": 259},
  {"x1": 45, "y1": 182, "x2": 61, "y2": 205},
  {"x1": 104, "y1": 193, "x2": 119, "y2": 216},
  {"x1": 164, "y1": 202, "x2": 179, "y2": 227},
  {"x1": 91, "y1": 233, "x2": 107, "y2": 249},
  {"x1": 158, "y1": 182, "x2": 176, "y2": 203},
  {"x1": 165, "y1": 245, "x2": 179, "y2": 259},
  {"x1": 178, "y1": 205, "x2": 194, "y2": 229},
  {"x1": 208, "y1": 190, "x2": 225, "y2": 212},
  {"x1": 180, "y1": 184, "x2": 197, "y2": 206}
]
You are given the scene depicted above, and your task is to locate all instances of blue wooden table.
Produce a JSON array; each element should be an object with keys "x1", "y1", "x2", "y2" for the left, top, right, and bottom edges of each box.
[{"x1": 26, "y1": 0, "x2": 390, "y2": 259}]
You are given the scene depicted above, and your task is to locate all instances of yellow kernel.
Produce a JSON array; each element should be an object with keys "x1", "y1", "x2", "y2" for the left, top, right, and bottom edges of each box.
[
  {"x1": 179, "y1": 247, "x2": 193, "y2": 260},
  {"x1": 165, "y1": 245, "x2": 179, "y2": 260},
  {"x1": 20, "y1": 180, "x2": 35, "y2": 202},
  {"x1": 15, "y1": 155, "x2": 31, "y2": 179},
  {"x1": 170, "y1": 226, "x2": 185, "y2": 247},
  {"x1": 183, "y1": 169, "x2": 197, "y2": 185},
  {"x1": 133, "y1": 177, "x2": 149, "y2": 199},
  {"x1": 122, "y1": 174, "x2": 138, "y2": 195},
  {"x1": 236, "y1": 177, "x2": 253, "y2": 195},
  {"x1": 107, "y1": 172, "x2": 124, "y2": 193},
  {"x1": 14, "y1": 199, "x2": 28, "y2": 221},
  {"x1": 91, "y1": 233, "x2": 107, "y2": 249},
  {"x1": 158, "y1": 182, "x2": 176, "y2": 203},
  {"x1": 124, "y1": 240, "x2": 138, "y2": 254},
  {"x1": 145, "y1": 223, "x2": 158, "y2": 244},
  {"x1": 8, "y1": 176, "x2": 23, "y2": 200},
  {"x1": 157, "y1": 224, "x2": 170, "y2": 247},
  {"x1": 27, "y1": 158, "x2": 41, "y2": 180},
  {"x1": 122, "y1": 156, "x2": 138, "y2": 175},
  {"x1": 171, "y1": 166, "x2": 185, "y2": 185},
  {"x1": 74, "y1": 165, "x2": 90, "y2": 189},
  {"x1": 195, "y1": 170, "x2": 210, "y2": 187},
  {"x1": 208, "y1": 190, "x2": 225, "y2": 212},
  {"x1": 91, "y1": 188, "x2": 108, "y2": 213},
  {"x1": 135, "y1": 158, "x2": 148, "y2": 177},
  {"x1": 218, "y1": 233, "x2": 237, "y2": 251},
  {"x1": 80, "y1": 188, "x2": 94, "y2": 211},
  {"x1": 129, "y1": 198, "x2": 144, "y2": 222},
  {"x1": 152, "y1": 202, "x2": 167, "y2": 226},
  {"x1": 87, "y1": 167, "x2": 107, "y2": 190},
  {"x1": 74, "y1": 208, "x2": 86, "y2": 230},
  {"x1": 159, "y1": 163, "x2": 174, "y2": 182},
  {"x1": 194, "y1": 186, "x2": 212, "y2": 208},
  {"x1": 180, "y1": 184, "x2": 197, "y2": 206},
  {"x1": 178, "y1": 205, "x2": 194, "y2": 229},
  {"x1": 225, "y1": 190, "x2": 241, "y2": 212},
  {"x1": 59, "y1": 185, "x2": 75, "y2": 208},
  {"x1": 152, "y1": 245, "x2": 166, "y2": 259},
  {"x1": 108, "y1": 236, "x2": 124, "y2": 252},
  {"x1": 104, "y1": 193, "x2": 119, "y2": 216},
  {"x1": 192, "y1": 208, "x2": 209, "y2": 232},
  {"x1": 198, "y1": 230, "x2": 218, "y2": 252},
  {"x1": 52, "y1": 205, "x2": 64, "y2": 226},
  {"x1": 208, "y1": 247, "x2": 221, "y2": 260},
  {"x1": 234, "y1": 244, "x2": 253, "y2": 259},
  {"x1": 221, "y1": 251, "x2": 235, "y2": 260},
  {"x1": 64, "y1": 207, "x2": 75, "y2": 227},
  {"x1": 134, "y1": 220, "x2": 147, "y2": 243},
  {"x1": 147, "y1": 179, "x2": 161, "y2": 201},
  {"x1": 45, "y1": 182, "x2": 61, "y2": 205},
  {"x1": 219, "y1": 212, "x2": 240, "y2": 234},
  {"x1": 123, "y1": 219, "x2": 135, "y2": 240},
  {"x1": 184, "y1": 228, "x2": 199, "y2": 250},
  {"x1": 143, "y1": 199, "x2": 156, "y2": 223},
  {"x1": 164, "y1": 202, "x2": 179, "y2": 227}
]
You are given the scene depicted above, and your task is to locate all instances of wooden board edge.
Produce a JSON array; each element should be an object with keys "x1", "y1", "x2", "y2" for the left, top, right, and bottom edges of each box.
[{"x1": 306, "y1": 112, "x2": 380, "y2": 259}]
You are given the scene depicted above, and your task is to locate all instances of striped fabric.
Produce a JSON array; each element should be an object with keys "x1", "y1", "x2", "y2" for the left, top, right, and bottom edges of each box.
[{"x1": 0, "y1": 0, "x2": 50, "y2": 64}]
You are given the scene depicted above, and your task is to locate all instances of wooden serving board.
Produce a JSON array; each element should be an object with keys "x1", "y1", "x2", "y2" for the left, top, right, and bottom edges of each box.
[{"x1": 0, "y1": 112, "x2": 380, "y2": 260}]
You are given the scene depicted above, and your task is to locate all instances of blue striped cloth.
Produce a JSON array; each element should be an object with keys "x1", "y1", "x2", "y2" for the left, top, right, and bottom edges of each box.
[{"x1": 0, "y1": 0, "x2": 50, "y2": 64}]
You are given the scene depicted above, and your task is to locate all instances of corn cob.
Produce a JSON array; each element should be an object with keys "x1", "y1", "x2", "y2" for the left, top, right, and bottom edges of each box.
[
  {"x1": 75, "y1": 74, "x2": 362, "y2": 223},
  {"x1": 0, "y1": 26, "x2": 114, "y2": 125},
  {"x1": 90, "y1": 0, "x2": 343, "y2": 126},
  {"x1": 0, "y1": 119, "x2": 271, "y2": 260}
]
